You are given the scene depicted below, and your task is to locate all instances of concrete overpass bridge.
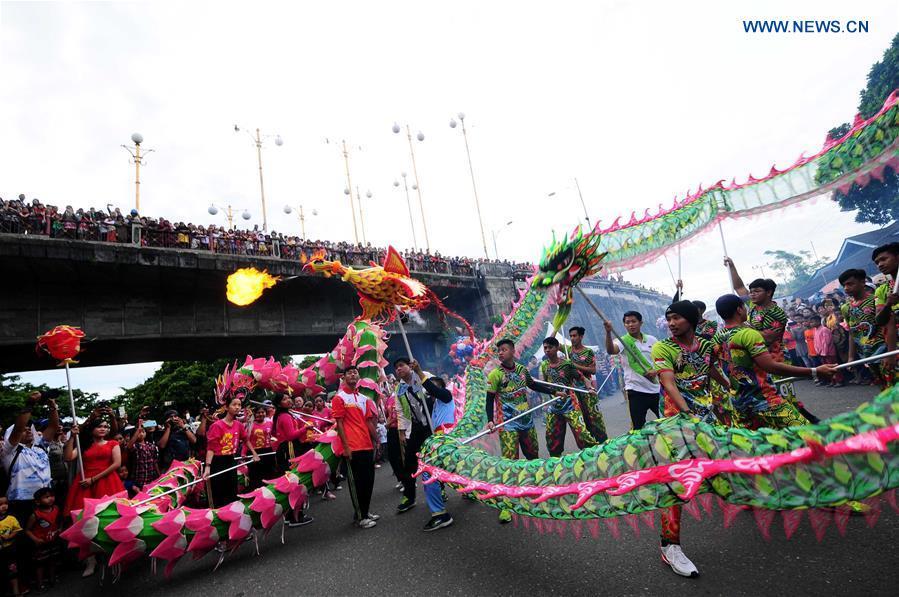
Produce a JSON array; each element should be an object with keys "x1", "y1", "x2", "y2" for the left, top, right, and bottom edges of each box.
[
  {"x1": 0, "y1": 235, "x2": 673, "y2": 373},
  {"x1": 0, "y1": 235, "x2": 523, "y2": 372}
]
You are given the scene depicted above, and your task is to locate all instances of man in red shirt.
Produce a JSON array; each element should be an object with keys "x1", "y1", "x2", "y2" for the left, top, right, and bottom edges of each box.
[{"x1": 332, "y1": 366, "x2": 380, "y2": 529}]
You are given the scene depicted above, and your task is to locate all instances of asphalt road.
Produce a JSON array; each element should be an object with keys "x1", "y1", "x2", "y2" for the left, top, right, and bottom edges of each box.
[{"x1": 50, "y1": 380, "x2": 897, "y2": 597}]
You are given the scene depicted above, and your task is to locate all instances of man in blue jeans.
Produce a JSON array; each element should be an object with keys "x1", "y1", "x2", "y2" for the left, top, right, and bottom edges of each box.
[{"x1": 394, "y1": 358, "x2": 455, "y2": 531}]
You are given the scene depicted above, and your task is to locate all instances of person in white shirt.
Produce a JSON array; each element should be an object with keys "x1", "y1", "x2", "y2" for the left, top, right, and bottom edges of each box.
[
  {"x1": 2, "y1": 391, "x2": 60, "y2": 527},
  {"x1": 604, "y1": 310, "x2": 661, "y2": 430}
]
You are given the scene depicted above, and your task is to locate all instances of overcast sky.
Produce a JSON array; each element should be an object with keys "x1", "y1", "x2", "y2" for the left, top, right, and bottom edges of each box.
[{"x1": 3, "y1": 1, "x2": 897, "y2": 398}]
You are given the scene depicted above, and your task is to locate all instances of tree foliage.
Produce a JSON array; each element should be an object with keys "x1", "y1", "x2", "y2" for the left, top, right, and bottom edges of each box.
[
  {"x1": 0, "y1": 373, "x2": 99, "y2": 424},
  {"x1": 763, "y1": 249, "x2": 830, "y2": 295},
  {"x1": 296, "y1": 354, "x2": 322, "y2": 369},
  {"x1": 830, "y1": 33, "x2": 899, "y2": 224},
  {"x1": 116, "y1": 359, "x2": 233, "y2": 419}
]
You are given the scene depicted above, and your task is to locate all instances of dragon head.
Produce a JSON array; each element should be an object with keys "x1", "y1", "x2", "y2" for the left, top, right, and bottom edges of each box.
[
  {"x1": 302, "y1": 249, "x2": 345, "y2": 278},
  {"x1": 531, "y1": 223, "x2": 607, "y2": 332}
]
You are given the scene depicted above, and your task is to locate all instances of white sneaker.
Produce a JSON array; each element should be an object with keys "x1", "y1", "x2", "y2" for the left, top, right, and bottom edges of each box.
[
  {"x1": 660, "y1": 544, "x2": 699, "y2": 578},
  {"x1": 357, "y1": 517, "x2": 377, "y2": 529},
  {"x1": 367, "y1": 512, "x2": 381, "y2": 521},
  {"x1": 81, "y1": 555, "x2": 97, "y2": 577}
]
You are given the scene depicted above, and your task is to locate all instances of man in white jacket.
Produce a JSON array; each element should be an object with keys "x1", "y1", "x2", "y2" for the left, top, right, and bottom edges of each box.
[{"x1": 393, "y1": 358, "x2": 455, "y2": 531}]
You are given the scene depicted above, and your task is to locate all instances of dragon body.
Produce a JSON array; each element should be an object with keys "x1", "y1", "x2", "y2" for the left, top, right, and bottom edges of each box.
[{"x1": 61, "y1": 320, "x2": 385, "y2": 576}]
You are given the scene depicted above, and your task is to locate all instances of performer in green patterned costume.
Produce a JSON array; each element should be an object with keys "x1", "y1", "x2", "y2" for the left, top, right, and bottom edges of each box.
[
  {"x1": 840, "y1": 268, "x2": 889, "y2": 387},
  {"x1": 726, "y1": 258, "x2": 819, "y2": 423},
  {"x1": 568, "y1": 326, "x2": 608, "y2": 442},
  {"x1": 486, "y1": 338, "x2": 557, "y2": 523},
  {"x1": 692, "y1": 300, "x2": 719, "y2": 341},
  {"x1": 713, "y1": 295, "x2": 836, "y2": 430},
  {"x1": 650, "y1": 300, "x2": 729, "y2": 577},
  {"x1": 873, "y1": 243, "x2": 899, "y2": 384},
  {"x1": 539, "y1": 337, "x2": 598, "y2": 456}
]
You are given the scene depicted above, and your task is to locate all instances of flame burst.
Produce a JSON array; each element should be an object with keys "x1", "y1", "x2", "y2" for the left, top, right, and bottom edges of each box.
[{"x1": 226, "y1": 268, "x2": 280, "y2": 306}]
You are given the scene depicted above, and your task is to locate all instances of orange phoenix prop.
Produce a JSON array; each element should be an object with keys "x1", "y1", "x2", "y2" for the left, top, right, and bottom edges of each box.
[
  {"x1": 304, "y1": 246, "x2": 475, "y2": 339},
  {"x1": 36, "y1": 325, "x2": 86, "y2": 365},
  {"x1": 226, "y1": 267, "x2": 280, "y2": 306}
]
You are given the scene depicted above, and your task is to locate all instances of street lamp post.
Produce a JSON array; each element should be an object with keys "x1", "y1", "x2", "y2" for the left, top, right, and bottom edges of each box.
[
  {"x1": 355, "y1": 187, "x2": 372, "y2": 245},
  {"x1": 392, "y1": 122, "x2": 429, "y2": 251},
  {"x1": 234, "y1": 125, "x2": 282, "y2": 232},
  {"x1": 341, "y1": 141, "x2": 360, "y2": 244},
  {"x1": 121, "y1": 133, "x2": 154, "y2": 213},
  {"x1": 491, "y1": 220, "x2": 514, "y2": 260},
  {"x1": 394, "y1": 174, "x2": 418, "y2": 250},
  {"x1": 283, "y1": 204, "x2": 317, "y2": 239},
  {"x1": 208, "y1": 204, "x2": 251, "y2": 230},
  {"x1": 449, "y1": 113, "x2": 489, "y2": 259},
  {"x1": 752, "y1": 264, "x2": 768, "y2": 279}
]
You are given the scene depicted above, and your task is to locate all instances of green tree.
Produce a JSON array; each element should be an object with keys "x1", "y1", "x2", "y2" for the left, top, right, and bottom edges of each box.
[
  {"x1": 830, "y1": 33, "x2": 899, "y2": 224},
  {"x1": 763, "y1": 249, "x2": 830, "y2": 295},
  {"x1": 0, "y1": 373, "x2": 99, "y2": 422},
  {"x1": 116, "y1": 359, "x2": 232, "y2": 419},
  {"x1": 296, "y1": 354, "x2": 322, "y2": 369}
]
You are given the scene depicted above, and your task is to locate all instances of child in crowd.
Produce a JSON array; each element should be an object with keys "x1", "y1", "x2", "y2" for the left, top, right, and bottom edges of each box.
[
  {"x1": 127, "y1": 421, "x2": 160, "y2": 492},
  {"x1": 25, "y1": 487, "x2": 61, "y2": 591},
  {"x1": 0, "y1": 496, "x2": 23, "y2": 597},
  {"x1": 118, "y1": 464, "x2": 135, "y2": 496}
]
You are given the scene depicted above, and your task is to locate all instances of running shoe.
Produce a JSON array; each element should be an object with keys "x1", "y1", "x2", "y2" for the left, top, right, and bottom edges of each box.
[
  {"x1": 423, "y1": 514, "x2": 454, "y2": 532},
  {"x1": 396, "y1": 497, "x2": 417, "y2": 513},
  {"x1": 660, "y1": 544, "x2": 699, "y2": 578},
  {"x1": 286, "y1": 515, "x2": 314, "y2": 527}
]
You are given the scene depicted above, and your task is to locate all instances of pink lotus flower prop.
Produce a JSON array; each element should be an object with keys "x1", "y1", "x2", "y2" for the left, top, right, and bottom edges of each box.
[
  {"x1": 151, "y1": 509, "x2": 186, "y2": 536},
  {"x1": 216, "y1": 501, "x2": 254, "y2": 541},
  {"x1": 291, "y1": 449, "x2": 331, "y2": 488},
  {"x1": 59, "y1": 513, "x2": 99, "y2": 549},
  {"x1": 149, "y1": 533, "x2": 188, "y2": 578},
  {"x1": 104, "y1": 508, "x2": 145, "y2": 542},
  {"x1": 109, "y1": 539, "x2": 146, "y2": 567},
  {"x1": 316, "y1": 429, "x2": 345, "y2": 458},
  {"x1": 184, "y1": 508, "x2": 219, "y2": 555},
  {"x1": 270, "y1": 473, "x2": 308, "y2": 511}
]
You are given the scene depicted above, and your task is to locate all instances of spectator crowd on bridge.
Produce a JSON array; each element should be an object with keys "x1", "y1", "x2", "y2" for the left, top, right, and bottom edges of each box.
[{"x1": 0, "y1": 194, "x2": 534, "y2": 278}]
